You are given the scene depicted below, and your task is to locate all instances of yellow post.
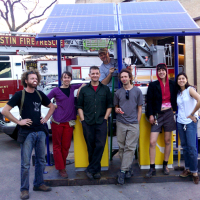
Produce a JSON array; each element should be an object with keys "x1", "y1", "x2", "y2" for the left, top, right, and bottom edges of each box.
[{"x1": 73, "y1": 116, "x2": 109, "y2": 169}]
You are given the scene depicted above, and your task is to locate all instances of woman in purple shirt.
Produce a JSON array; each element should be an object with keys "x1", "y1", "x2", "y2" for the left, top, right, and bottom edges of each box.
[{"x1": 47, "y1": 72, "x2": 83, "y2": 178}]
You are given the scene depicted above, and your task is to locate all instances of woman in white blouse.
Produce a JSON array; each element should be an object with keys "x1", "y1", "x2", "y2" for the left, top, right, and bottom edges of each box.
[{"x1": 176, "y1": 72, "x2": 200, "y2": 184}]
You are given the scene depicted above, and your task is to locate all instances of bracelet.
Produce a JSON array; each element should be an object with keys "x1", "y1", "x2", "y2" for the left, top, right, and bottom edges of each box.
[{"x1": 190, "y1": 113, "x2": 194, "y2": 116}]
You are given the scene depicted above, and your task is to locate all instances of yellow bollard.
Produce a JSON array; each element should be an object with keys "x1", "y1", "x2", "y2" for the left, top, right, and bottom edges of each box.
[{"x1": 73, "y1": 116, "x2": 109, "y2": 170}]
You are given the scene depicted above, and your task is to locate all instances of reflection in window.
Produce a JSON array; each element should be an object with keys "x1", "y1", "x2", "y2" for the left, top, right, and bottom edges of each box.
[{"x1": 0, "y1": 62, "x2": 11, "y2": 78}]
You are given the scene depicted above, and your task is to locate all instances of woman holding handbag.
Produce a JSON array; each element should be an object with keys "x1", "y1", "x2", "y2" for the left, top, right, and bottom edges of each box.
[{"x1": 176, "y1": 72, "x2": 200, "y2": 184}]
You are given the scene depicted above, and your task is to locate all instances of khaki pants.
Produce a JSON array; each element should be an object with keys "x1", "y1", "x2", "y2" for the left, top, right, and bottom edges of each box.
[{"x1": 116, "y1": 121, "x2": 139, "y2": 171}]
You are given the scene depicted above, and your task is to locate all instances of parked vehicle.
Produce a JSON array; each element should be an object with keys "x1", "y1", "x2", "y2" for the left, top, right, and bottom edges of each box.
[{"x1": 0, "y1": 79, "x2": 90, "y2": 138}]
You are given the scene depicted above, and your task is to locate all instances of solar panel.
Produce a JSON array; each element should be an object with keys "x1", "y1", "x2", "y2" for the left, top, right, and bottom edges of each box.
[
  {"x1": 38, "y1": 1, "x2": 200, "y2": 38},
  {"x1": 50, "y1": 3, "x2": 116, "y2": 16},
  {"x1": 118, "y1": 1, "x2": 185, "y2": 14},
  {"x1": 40, "y1": 16, "x2": 118, "y2": 36},
  {"x1": 120, "y1": 13, "x2": 199, "y2": 34},
  {"x1": 38, "y1": 3, "x2": 118, "y2": 37}
]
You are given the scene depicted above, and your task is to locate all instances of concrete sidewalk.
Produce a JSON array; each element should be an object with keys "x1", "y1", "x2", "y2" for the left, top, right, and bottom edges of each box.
[{"x1": 1, "y1": 132, "x2": 200, "y2": 200}]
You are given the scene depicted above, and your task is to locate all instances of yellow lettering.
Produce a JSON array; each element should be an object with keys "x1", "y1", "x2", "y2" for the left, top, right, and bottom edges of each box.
[
  {"x1": 5, "y1": 37, "x2": 9, "y2": 44},
  {"x1": 27, "y1": 38, "x2": 30, "y2": 45},
  {"x1": 48, "y1": 41, "x2": 51, "y2": 45},
  {"x1": 12, "y1": 37, "x2": 16, "y2": 44},
  {"x1": 40, "y1": 41, "x2": 44, "y2": 45},
  {"x1": 24, "y1": 38, "x2": 26, "y2": 45},
  {"x1": 0, "y1": 37, "x2": 4, "y2": 44},
  {"x1": 31, "y1": 38, "x2": 35, "y2": 45},
  {"x1": 20, "y1": 38, "x2": 23, "y2": 44},
  {"x1": 44, "y1": 41, "x2": 47, "y2": 46}
]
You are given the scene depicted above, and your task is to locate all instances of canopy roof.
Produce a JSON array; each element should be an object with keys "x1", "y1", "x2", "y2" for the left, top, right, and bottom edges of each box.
[{"x1": 37, "y1": 1, "x2": 200, "y2": 40}]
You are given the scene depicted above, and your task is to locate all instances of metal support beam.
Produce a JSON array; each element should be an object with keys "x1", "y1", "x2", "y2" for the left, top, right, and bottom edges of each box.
[
  {"x1": 174, "y1": 36, "x2": 179, "y2": 148},
  {"x1": 57, "y1": 40, "x2": 62, "y2": 87}
]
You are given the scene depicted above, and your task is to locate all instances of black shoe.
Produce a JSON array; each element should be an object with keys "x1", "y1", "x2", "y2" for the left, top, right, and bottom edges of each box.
[
  {"x1": 125, "y1": 170, "x2": 133, "y2": 179},
  {"x1": 163, "y1": 165, "x2": 170, "y2": 175},
  {"x1": 117, "y1": 171, "x2": 125, "y2": 185},
  {"x1": 93, "y1": 172, "x2": 101, "y2": 179},
  {"x1": 85, "y1": 171, "x2": 94, "y2": 179},
  {"x1": 145, "y1": 168, "x2": 156, "y2": 178}
]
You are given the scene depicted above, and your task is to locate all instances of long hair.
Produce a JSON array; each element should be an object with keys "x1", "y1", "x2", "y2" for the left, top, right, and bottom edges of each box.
[
  {"x1": 175, "y1": 72, "x2": 191, "y2": 93},
  {"x1": 119, "y1": 68, "x2": 133, "y2": 85},
  {"x1": 21, "y1": 69, "x2": 41, "y2": 88}
]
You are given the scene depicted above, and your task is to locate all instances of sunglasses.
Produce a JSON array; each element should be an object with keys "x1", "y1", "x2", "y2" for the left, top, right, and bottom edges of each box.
[{"x1": 126, "y1": 90, "x2": 129, "y2": 100}]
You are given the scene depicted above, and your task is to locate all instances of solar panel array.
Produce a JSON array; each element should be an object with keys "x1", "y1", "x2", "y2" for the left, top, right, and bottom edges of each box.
[
  {"x1": 38, "y1": 1, "x2": 200, "y2": 38},
  {"x1": 39, "y1": 3, "x2": 118, "y2": 37},
  {"x1": 118, "y1": 1, "x2": 199, "y2": 34}
]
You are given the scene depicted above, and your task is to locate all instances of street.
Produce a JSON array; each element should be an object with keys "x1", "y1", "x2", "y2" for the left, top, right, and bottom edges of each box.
[{"x1": 1, "y1": 132, "x2": 200, "y2": 200}]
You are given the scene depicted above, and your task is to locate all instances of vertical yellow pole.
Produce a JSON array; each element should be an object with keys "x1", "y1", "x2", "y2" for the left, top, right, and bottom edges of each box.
[{"x1": 178, "y1": 133, "x2": 181, "y2": 167}]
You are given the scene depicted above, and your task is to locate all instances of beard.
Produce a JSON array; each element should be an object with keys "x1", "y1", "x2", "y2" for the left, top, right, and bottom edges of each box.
[{"x1": 26, "y1": 82, "x2": 37, "y2": 88}]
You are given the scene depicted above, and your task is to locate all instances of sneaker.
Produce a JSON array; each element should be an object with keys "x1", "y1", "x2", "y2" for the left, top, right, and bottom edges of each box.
[
  {"x1": 117, "y1": 171, "x2": 125, "y2": 185},
  {"x1": 125, "y1": 170, "x2": 133, "y2": 179},
  {"x1": 33, "y1": 184, "x2": 52, "y2": 192},
  {"x1": 179, "y1": 169, "x2": 192, "y2": 177},
  {"x1": 163, "y1": 165, "x2": 170, "y2": 175},
  {"x1": 20, "y1": 190, "x2": 29, "y2": 199},
  {"x1": 59, "y1": 169, "x2": 68, "y2": 178},
  {"x1": 145, "y1": 168, "x2": 156, "y2": 178},
  {"x1": 85, "y1": 171, "x2": 94, "y2": 179},
  {"x1": 192, "y1": 175, "x2": 199, "y2": 184},
  {"x1": 93, "y1": 172, "x2": 101, "y2": 179}
]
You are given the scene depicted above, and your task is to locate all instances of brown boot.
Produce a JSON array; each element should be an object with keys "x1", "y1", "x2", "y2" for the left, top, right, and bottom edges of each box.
[
  {"x1": 33, "y1": 184, "x2": 52, "y2": 192},
  {"x1": 20, "y1": 190, "x2": 29, "y2": 199},
  {"x1": 59, "y1": 169, "x2": 68, "y2": 178},
  {"x1": 192, "y1": 175, "x2": 199, "y2": 184}
]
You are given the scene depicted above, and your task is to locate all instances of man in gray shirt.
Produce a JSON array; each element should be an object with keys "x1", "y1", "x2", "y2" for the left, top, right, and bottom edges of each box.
[
  {"x1": 99, "y1": 48, "x2": 126, "y2": 90},
  {"x1": 114, "y1": 68, "x2": 143, "y2": 185}
]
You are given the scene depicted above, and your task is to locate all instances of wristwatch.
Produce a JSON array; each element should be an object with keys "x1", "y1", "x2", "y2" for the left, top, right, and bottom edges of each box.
[{"x1": 190, "y1": 113, "x2": 194, "y2": 116}]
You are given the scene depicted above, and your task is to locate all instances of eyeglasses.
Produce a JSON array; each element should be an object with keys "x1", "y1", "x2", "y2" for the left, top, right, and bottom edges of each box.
[{"x1": 126, "y1": 90, "x2": 129, "y2": 100}]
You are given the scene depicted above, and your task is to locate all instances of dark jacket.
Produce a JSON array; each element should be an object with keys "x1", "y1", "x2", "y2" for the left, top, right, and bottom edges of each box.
[
  {"x1": 77, "y1": 81, "x2": 113, "y2": 125},
  {"x1": 146, "y1": 80, "x2": 177, "y2": 118}
]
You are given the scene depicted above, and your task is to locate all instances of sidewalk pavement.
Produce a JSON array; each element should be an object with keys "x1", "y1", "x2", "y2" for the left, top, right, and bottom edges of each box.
[{"x1": 1, "y1": 132, "x2": 200, "y2": 200}]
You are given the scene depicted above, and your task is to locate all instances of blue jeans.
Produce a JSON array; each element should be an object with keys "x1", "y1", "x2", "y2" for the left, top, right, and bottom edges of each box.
[
  {"x1": 177, "y1": 121, "x2": 198, "y2": 173},
  {"x1": 20, "y1": 131, "x2": 46, "y2": 191}
]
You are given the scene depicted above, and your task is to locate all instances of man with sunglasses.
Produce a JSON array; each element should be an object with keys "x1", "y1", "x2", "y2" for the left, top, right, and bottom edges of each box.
[{"x1": 114, "y1": 69, "x2": 143, "y2": 185}]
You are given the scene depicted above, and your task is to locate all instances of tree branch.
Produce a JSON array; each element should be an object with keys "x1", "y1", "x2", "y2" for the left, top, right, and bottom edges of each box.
[
  {"x1": 22, "y1": 17, "x2": 46, "y2": 32},
  {"x1": 15, "y1": 0, "x2": 57, "y2": 31}
]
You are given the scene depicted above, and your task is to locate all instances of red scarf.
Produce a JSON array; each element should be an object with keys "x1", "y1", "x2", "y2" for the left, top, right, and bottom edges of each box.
[{"x1": 156, "y1": 64, "x2": 171, "y2": 104}]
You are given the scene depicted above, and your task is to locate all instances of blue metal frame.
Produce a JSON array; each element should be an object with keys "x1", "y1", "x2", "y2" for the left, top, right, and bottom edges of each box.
[
  {"x1": 36, "y1": 31, "x2": 200, "y2": 41},
  {"x1": 57, "y1": 40, "x2": 62, "y2": 87}
]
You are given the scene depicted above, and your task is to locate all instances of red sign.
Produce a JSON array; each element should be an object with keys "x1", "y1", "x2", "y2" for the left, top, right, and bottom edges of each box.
[{"x1": 0, "y1": 35, "x2": 64, "y2": 48}]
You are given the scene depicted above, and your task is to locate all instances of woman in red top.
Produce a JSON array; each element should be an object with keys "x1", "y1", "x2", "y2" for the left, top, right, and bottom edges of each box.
[{"x1": 146, "y1": 63, "x2": 177, "y2": 178}]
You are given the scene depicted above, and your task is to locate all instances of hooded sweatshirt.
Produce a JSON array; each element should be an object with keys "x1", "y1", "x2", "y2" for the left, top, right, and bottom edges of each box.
[{"x1": 156, "y1": 64, "x2": 171, "y2": 108}]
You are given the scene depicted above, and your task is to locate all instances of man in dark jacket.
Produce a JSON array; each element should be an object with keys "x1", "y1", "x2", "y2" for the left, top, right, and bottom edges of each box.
[
  {"x1": 145, "y1": 63, "x2": 177, "y2": 178},
  {"x1": 78, "y1": 66, "x2": 113, "y2": 179}
]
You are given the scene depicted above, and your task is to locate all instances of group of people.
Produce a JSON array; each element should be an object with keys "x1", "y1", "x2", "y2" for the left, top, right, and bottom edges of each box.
[{"x1": 1, "y1": 47, "x2": 200, "y2": 200}]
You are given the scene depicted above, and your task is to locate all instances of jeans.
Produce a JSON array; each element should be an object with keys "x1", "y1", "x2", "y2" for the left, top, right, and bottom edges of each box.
[
  {"x1": 82, "y1": 120, "x2": 107, "y2": 174},
  {"x1": 20, "y1": 131, "x2": 46, "y2": 191},
  {"x1": 177, "y1": 121, "x2": 198, "y2": 173}
]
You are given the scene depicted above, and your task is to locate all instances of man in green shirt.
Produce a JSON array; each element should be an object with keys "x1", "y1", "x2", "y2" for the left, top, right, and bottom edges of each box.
[{"x1": 78, "y1": 66, "x2": 113, "y2": 179}]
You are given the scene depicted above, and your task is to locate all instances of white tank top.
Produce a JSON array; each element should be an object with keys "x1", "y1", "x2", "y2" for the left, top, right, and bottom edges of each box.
[{"x1": 177, "y1": 86, "x2": 198, "y2": 124}]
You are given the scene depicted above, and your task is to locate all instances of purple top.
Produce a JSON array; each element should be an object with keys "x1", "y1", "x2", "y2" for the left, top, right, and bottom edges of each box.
[{"x1": 47, "y1": 84, "x2": 81, "y2": 123}]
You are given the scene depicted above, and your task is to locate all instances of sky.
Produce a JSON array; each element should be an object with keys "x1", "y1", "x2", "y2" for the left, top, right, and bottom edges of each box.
[{"x1": 0, "y1": 0, "x2": 75, "y2": 33}]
